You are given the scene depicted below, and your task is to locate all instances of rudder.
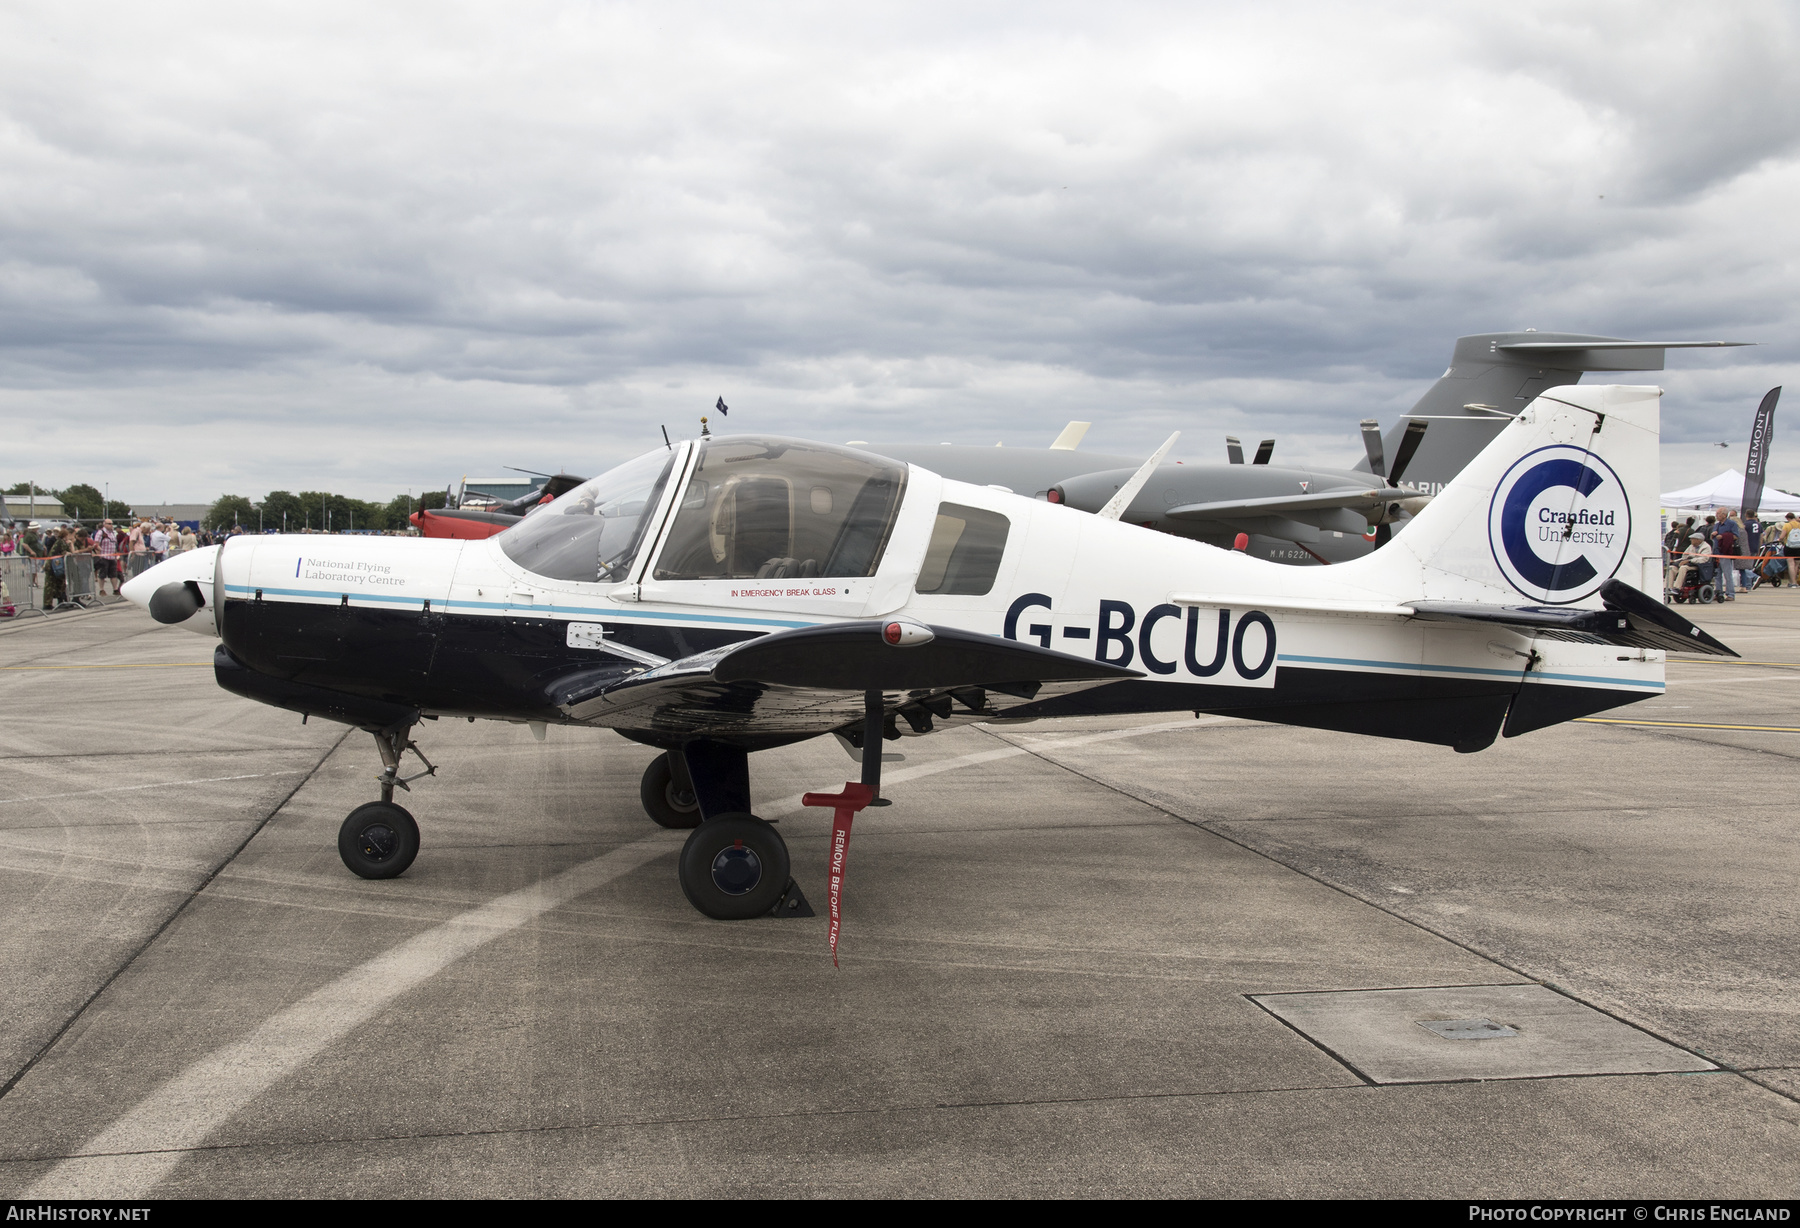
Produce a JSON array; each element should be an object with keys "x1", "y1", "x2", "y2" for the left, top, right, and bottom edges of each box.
[{"x1": 1348, "y1": 384, "x2": 1662, "y2": 606}]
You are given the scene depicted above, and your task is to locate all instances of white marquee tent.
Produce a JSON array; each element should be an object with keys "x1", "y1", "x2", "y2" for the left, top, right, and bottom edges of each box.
[{"x1": 1660, "y1": 468, "x2": 1800, "y2": 513}]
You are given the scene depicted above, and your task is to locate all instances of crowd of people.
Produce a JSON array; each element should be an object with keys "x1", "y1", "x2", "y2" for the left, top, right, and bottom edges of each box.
[
  {"x1": 1663, "y1": 506, "x2": 1800, "y2": 598},
  {"x1": 9, "y1": 505, "x2": 1800, "y2": 616},
  {"x1": 0, "y1": 517, "x2": 228, "y2": 611}
]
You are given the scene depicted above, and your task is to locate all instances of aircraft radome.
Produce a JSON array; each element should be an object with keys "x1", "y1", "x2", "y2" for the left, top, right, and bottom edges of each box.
[{"x1": 126, "y1": 384, "x2": 1734, "y2": 954}]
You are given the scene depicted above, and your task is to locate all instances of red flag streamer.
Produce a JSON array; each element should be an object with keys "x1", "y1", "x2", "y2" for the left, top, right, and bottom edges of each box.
[
  {"x1": 827, "y1": 809, "x2": 853, "y2": 965},
  {"x1": 801, "y1": 781, "x2": 876, "y2": 967}
]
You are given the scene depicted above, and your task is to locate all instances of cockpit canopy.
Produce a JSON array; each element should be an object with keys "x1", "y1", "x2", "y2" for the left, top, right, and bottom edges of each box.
[
  {"x1": 497, "y1": 436, "x2": 907, "y2": 584},
  {"x1": 497, "y1": 447, "x2": 677, "y2": 583},
  {"x1": 654, "y1": 438, "x2": 906, "y2": 581}
]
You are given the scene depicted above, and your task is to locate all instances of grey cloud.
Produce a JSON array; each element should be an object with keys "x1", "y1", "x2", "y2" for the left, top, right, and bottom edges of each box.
[{"x1": 0, "y1": 0, "x2": 1791, "y2": 501}]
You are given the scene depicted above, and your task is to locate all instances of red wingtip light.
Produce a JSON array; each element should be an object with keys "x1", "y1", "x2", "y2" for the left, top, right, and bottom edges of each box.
[
  {"x1": 1232, "y1": 533, "x2": 1249, "y2": 552},
  {"x1": 1046, "y1": 488, "x2": 1062, "y2": 503},
  {"x1": 880, "y1": 619, "x2": 934, "y2": 647}
]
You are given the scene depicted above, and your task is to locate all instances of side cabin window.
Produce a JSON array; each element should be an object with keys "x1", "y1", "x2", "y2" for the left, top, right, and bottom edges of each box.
[
  {"x1": 498, "y1": 448, "x2": 676, "y2": 583},
  {"x1": 652, "y1": 438, "x2": 907, "y2": 581},
  {"x1": 915, "y1": 502, "x2": 1010, "y2": 595}
]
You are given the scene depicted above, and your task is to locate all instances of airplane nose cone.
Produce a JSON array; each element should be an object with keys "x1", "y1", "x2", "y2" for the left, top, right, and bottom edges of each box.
[{"x1": 122, "y1": 546, "x2": 220, "y2": 630}]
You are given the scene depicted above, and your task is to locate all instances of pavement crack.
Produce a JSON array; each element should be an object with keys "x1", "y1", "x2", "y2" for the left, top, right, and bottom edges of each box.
[
  {"x1": 972, "y1": 723, "x2": 1786, "y2": 1104},
  {"x1": 1, "y1": 1080, "x2": 1388, "y2": 1165},
  {"x1": 0, "y1": 726, "x2": 353, "y2": 1104}
]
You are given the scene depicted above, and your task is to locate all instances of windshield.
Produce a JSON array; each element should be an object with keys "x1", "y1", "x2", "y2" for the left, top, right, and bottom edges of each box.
[
  {"x1": 498, "y1": 447, "x2": 676, "y2": 582},
  {"x1": 651, "y1": 436, "x2": 906, "y2": 581}
]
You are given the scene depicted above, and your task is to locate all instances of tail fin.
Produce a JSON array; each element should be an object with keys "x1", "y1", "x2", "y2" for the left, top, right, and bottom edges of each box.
[
  {"x1": 1353, "y1": 384, "x2": 1663, "y2": 606},
  {"x1": 1359, "y1": 331, "x2": 1747, "y2": 495}
]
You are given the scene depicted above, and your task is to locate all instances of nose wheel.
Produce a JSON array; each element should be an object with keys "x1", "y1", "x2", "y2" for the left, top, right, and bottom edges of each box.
[
  {"x1": 678, "y1": 815, "x2": 790, "y2": 919},
  {"x1": 338, "y1": 801, "x2": 421, "y2": 879},
  {"x1": 337, "y1": 723, "x2": 432, "y2": 879}
]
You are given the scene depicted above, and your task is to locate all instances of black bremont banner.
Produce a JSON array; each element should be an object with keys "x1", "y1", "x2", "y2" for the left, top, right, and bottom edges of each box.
[{"x1": 1742, "y1": 386, "x2": 1781, "y2": 518}]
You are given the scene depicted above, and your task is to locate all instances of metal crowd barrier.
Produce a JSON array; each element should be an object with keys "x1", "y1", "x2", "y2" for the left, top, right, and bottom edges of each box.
[
  {"x1": 0, "y1": 548, "x2": 131, "y2": 618},
  {"x1": 62, "y1": 552, "x2": 100, "y2": 610},
  {"x1": 0, "y1": 556, "x2": 40, "y2": 619}
]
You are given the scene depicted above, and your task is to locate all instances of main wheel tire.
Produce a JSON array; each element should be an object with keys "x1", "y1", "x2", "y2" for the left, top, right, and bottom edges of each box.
[
  {"x1": 641, "y1": 753, "x2": 702, "y2": 829},
  {"x1": 678, "y1": 814, "x2": 790, "y2": 920},
  {"x1": 338, "y1": 801, "x2": 420, "y2": 879}
]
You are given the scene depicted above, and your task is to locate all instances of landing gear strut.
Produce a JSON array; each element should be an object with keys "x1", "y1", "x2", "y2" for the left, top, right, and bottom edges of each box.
[
  {"x1": 670, "y1": 693, "x2": 887, "y2": 927},
  {"x1": 337, "y1": 724, "x2": 435, "y2": 880},
  {"x1": 665, "y1": 738, "x2": 800, "y2": 919}
]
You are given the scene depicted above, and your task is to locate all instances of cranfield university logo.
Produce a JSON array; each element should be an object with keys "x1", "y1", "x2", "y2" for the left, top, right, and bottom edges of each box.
[{"x1": 1487, "y1": 445, "x2": 1631, "y2": 603}]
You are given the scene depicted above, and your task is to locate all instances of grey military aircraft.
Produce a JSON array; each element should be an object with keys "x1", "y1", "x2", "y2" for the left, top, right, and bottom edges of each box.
[{"x1": 866, "y1": 331, "x2": 1748, "y2": 564}]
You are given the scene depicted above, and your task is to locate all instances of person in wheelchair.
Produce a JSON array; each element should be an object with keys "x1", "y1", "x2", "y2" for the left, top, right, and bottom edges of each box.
[{"x1": 1667, "y1": 532, "x2": 1714, "y2": 601}]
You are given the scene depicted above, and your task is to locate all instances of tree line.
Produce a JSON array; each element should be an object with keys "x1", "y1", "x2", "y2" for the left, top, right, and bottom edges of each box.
[
  {"x1": 205, "y1": 489, "x2": 448, "y2": 532},
  {"x1": 3, "y1": 481, "x2": 446, "y2": 532},
  {"x1": 5, "y1": 482, "x2": 133, "y2": 521}
]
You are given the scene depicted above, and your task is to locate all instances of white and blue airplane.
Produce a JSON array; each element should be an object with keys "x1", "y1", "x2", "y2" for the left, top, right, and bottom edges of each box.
[{"x1": 127, "y1": 384, "x2": 1732, "y2": 924}]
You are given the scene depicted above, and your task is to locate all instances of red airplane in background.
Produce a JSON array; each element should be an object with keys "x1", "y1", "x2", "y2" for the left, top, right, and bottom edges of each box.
[{"x1": 410, "y1": 474, "x2": 586, "y2": 539}]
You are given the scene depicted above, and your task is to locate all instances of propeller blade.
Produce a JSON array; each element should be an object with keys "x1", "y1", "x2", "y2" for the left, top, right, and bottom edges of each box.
[
  {"x1": 1360, "y1": 419, "x2": 1385, "y2": 478},
  {"x1": 1226, "y1": 436, "x2": 1244, "y2": 465},
  {"x1": 1374, "y1": 522, "x2": 1391, "y2": 548},
  {"x1": 1387, "y1": 419, "x2": 1429, "y2": 486},
  {"x1": 1098, "y1": 432, "x2": 1181, "y2": 521},
  {"x1": 1252, "y1": 439, "x2": 1275, "y2": 465}
]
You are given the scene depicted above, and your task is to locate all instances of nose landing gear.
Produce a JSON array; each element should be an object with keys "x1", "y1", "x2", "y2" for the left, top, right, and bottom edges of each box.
[
  {"x1": 337, "y1": 723, "x2": 436, "y2": 880},
  {"x1": 338, "y1": 801, "x2": 420, "y2": 879}
]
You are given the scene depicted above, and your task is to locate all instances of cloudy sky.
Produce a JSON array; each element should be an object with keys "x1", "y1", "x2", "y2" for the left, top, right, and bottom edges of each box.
[{"x1": 2, "y1": 0, "x2": 1795, "y2": 504}]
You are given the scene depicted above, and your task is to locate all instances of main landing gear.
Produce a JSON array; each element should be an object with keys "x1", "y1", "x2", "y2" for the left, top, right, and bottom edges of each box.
[
  {"x1": 338, "y1": 723, "x2": 436, "y2": 880},
  {"x1": 640, "y1": 752, "x2": 702, "y2": 829},
  {"x1": 647, "y1": 692, "x2": 888, "y2": 924},
  {"x1": 679, "y1": 814, "x2": 792, "y2": 919}
]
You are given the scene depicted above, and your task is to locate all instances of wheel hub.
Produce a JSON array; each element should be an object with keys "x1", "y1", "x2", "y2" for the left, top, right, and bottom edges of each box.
[
  {"x1": 710, "y1": 840, "x2": 762, "y2": 895},
  {"x1": 358, "y1": 823, "x2": 398, "y2": 861}
]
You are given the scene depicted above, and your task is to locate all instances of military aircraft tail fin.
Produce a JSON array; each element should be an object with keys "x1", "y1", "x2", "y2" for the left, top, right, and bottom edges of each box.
[
  {"x1": 1350, "y1": 384, "x2": 1665, "y2": 607},
  {"x1": 1358, "y1": 332, "x2": 1748, "y2": 496}
]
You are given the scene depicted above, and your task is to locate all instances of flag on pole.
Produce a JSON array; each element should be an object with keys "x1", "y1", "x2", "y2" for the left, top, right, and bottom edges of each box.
[{"x1": 715, "y1": 396, "x2": 729, "y2": 416}]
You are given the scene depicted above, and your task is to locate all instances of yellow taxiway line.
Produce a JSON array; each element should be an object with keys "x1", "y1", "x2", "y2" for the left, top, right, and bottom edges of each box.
[
  {"x1": 0, "y1": 663, "x2": 212, "y2": 671},
  {"x1": 1576, "y1": 717, "x2": 1800, "y2": 733}
]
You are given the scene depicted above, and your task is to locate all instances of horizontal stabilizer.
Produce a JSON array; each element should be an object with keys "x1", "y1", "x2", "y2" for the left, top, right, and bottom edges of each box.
[
  {"x1": 1495, "y1": 340, "x2": 1750, "y2": 352},
  {"x1": 1165, "y1": 486, "x2": 1411, "y2": 521},
  {"x1": 1408, "y1": 580, "x2": 1737, "y2": 656},
  {"x1": 1173, "y1": 579, "x2": 1734, "y2": 657}
]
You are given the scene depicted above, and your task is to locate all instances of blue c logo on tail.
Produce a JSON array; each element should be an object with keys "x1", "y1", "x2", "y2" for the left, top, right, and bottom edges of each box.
[{"x1": 1487, "y1": 446, "x2": 1630, "y2": 603}]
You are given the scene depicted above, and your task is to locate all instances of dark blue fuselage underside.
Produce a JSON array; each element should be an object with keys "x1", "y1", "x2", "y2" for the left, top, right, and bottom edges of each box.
[{"x1": 217, "y1": 599, "x2": 1649, "y2": 753}]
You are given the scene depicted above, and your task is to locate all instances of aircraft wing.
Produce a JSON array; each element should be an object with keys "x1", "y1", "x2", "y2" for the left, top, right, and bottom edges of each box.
[
  {"x1": 1164, "y1": 486, "x2": 1413, "y2": 521},
  {"x1": 558, "y1": 620, "x2": 1141, "y2": 735}
]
